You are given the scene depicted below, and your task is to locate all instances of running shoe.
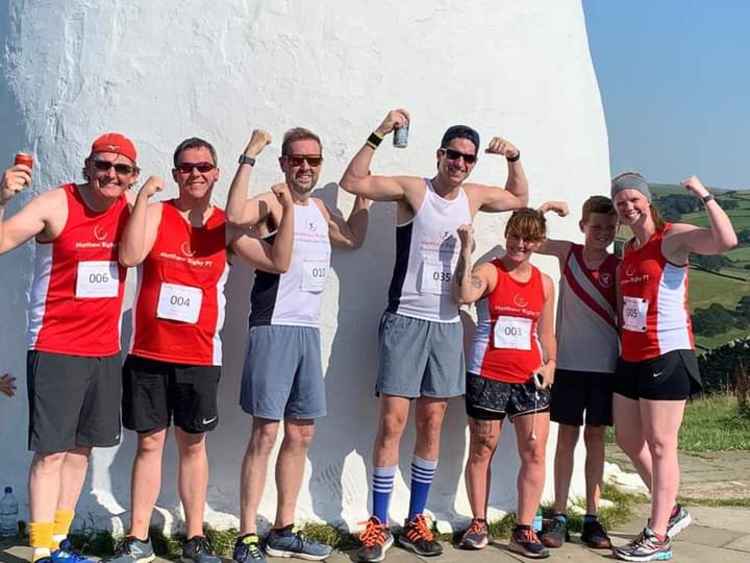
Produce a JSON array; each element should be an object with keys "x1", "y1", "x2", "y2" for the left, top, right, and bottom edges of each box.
[
  {"x1": 397, "y1": 514, "x2": 443, "y2": 556},
  {"x1": 104, "y1": 536, "x2": 155, "y2": 563},
  {"x1": 458, "y1": 518, "x2": 489, "y2": 550},
  {"x1": 51, "y1": 539, "x2": 94, "y2": 563},
  {"x1": 666, "y1": 504, "x2": 691, "y2": 539},
  {"x1": 355, "y1": 516, "x2": 393, "y2": 562},
  {"x1": 581, "y1": 518, "x2": 612, "y2": 549},
  {"x1": 540, "y1": 516, "x2": 568, "y2": 548},
  {"x1": 508, "y1": 526, "x2": 549, "y2": 559},
  {"x1": 264, "y1": 527, "x2": 332, "y2": 560},
  {"x1": 232, "y1": 533, "x2": 266, "y2": 563},
  {"x1": 182, "y1": 535, "x2": 221, "y2": 563},
  {"x1": 613, "y1": 528, "x2": 672, "y2": 562}
]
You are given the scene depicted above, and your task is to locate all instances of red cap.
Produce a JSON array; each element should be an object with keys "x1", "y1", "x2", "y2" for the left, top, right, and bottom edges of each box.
[{"x1": 90, "y1": 133, "x2": 137, "y2": 163}]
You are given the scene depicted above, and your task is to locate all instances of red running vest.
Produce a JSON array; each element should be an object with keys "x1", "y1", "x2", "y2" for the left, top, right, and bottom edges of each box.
[
  {"x1": 619, "y1": 224, "x2": 694, "y2": 362},
  {"x1": 130, "y1": 201, "x2": 229, "y2": 366},
  {"x1": 467, "y1": 259, "x2": 545, "y2": 383},
  {"x1": 27, "y1": 183, "x2": 129, "y2": 356}
]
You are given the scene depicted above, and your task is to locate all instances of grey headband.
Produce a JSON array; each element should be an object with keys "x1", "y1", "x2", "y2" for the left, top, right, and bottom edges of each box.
[{"x1": 611, "y1": 173, "x2": 651, "y2": 202}]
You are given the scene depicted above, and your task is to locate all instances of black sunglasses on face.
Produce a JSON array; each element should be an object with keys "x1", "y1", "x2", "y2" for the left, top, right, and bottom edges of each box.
[
  {"x1": 440, "y1": 148, "x2": 477, "y2": 164},
  {"x1": 175, "y1": 162, "x2": 216, "y2": 174},
  {"x1": 93, "y1": 159, "x2": 137, "y2": 175},
  {"x1": 285, "y1": 155, "x2": 323, "y2": 167}
]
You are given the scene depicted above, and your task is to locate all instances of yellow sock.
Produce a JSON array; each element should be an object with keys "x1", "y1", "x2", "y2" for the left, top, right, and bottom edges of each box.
[
  {"x1": 51, "y1": 509, "x2": 75, "y2": 549},
  {"x1": 29, "y1": 521, "x2": 54, "y2": 561}
]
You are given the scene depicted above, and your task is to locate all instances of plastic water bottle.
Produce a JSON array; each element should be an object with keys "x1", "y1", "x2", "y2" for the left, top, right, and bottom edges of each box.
[
  {"x1": 532, "y1": 507, "x2": 543, "y2": 533},
  {"x1": 0, "y1": 486, "x2": 19, "y2": 537}
]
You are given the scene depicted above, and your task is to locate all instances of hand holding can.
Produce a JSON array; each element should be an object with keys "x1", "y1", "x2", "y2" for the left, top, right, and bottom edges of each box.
[{"x1": 393, "y1": 124, "x2": 409, "y2": 148}]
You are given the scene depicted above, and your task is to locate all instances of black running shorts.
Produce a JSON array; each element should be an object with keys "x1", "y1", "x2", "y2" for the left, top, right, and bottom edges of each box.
[
  {"x1": 613, "y1": 349, "x2": 701, "y2": 401},
  {"x1": 122, "y1": 355, "x2": 221, "y2": 434},
  {"x1": 465, "y1": 372, "x2": 550, "y2": 421},
  {"x1": 550, "y1": 369, "x2": 614, "y2": 427},
  {"x1": 27, "y1": 350, "x2": 122, "y2": 454}
]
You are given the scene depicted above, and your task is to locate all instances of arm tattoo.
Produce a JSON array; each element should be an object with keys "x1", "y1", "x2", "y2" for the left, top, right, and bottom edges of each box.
[{"x1": 470, "y1": 275, "x2": 483, "y2": 289}]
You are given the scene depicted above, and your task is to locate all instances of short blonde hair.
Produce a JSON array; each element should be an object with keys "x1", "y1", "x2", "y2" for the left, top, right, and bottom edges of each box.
[{"x1": 505, "y1": 208, "x2": 546, "y2": 242}]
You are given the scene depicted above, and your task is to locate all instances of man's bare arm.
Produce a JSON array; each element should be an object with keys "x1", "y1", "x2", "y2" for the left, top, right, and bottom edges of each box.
[{"x1": 225, "y1": 129, "x2": 273, "y2": 226}]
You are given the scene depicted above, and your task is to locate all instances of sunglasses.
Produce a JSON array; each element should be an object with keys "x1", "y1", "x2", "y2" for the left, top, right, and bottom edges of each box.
[
  {"x1": 440, "y1": 148, "x2": 477, "y2": 164},
  {"x1": 93, "y1": 159, "x2": 137, "y2": 175},
  {"x1": 175, "y1": 162, "x2": 216, "y2": 174},
  {"x1": 285, "y1": 155, "x2": 323, "y2": 167}
]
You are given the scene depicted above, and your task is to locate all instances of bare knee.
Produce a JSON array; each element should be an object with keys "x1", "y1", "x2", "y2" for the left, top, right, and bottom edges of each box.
[
  {"x1": 646, "y1": 435, "x2": 676, "y2": 460},
  {"x1": 583, "y1": 425, "x2": 606, "y2": 450},
  {"x1": 468, "y1": 420, "x2": 498, "y2": 462},
  {"x1": 557, "y1": 425, "x2": 580, "y2": 450},
  {"x1": 414, "y1": 403, "x2": 447, "y2": 448},
  {"x1": 378, "y1": 410, "x2": 408, "y2": 446},
  {"x1": 32, "y1": 452, "x2": 66, "y2": 474},
  {"x1": 137, "y1": 430, "x2": 167, "y2": 455},
  {"x1": 176, "y1": 430, "x2": 206, "y2": 458},
  {"x1": 519, "y1": 442, "x2": 546, "y2": 468},
  {"x1": 250, "y1": 421, "x2": 280, "y2": 456},
  {"x1": 615, "y1": 425, "x2": 644, "y2": 456},
  {"x1": 283, "y1": 421, "x2": 315, "y2": 450}
]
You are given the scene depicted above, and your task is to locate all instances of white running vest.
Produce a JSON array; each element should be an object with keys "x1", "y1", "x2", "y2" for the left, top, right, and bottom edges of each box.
[
  {"x1": 249, "y1": 202, "x2": 331, "y2": 328},
  {"x1": 386, "y1": 179, "x2": 471, "y2": 323}
]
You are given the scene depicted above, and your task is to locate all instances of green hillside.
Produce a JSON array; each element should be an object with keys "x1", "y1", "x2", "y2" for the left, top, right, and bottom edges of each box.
[{"x1": 650, "y1": 185, "x2": 749, "y2": 350}]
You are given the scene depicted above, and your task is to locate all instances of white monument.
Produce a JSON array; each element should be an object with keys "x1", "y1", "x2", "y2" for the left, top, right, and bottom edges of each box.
[{"x1": 0, "y1": 0, "x2": 611, "y2": 534}]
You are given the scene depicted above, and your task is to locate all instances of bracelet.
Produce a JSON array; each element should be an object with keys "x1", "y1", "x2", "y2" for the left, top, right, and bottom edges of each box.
[
  {"x1": 506, "y1": 151, "x2": 521, "y2": 163},
  {"x1": 366, "y1": 132, "x2": 384, "y2": 150},
  {"x1": 701, "y1": 194, "x2": 715, "y2": 204}
]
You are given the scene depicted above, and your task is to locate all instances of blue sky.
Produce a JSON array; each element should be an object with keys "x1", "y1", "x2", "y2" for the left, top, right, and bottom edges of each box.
[{"x1": 583, "y1": 1, "x2": 750, "y2": 188}]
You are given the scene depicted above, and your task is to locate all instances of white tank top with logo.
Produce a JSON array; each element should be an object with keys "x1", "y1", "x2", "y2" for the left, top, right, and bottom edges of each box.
[
  {"x1": 249, "y1": 202, "x2": 331, "y2": 328},
  {"x1": 386, "y1": 179, "x2": 471, "y2": 323}
]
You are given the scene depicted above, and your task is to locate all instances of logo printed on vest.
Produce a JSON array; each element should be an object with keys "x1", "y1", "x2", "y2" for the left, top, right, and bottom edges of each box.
[
  {"x1": 307, "y1": 220, "x2": 317, "y2": 232},
  {"x1": 180, "y1": 241, "x2": 196, "y2": 257},
  {"x1": 94, "y1": 224, "x2": 108, "y2": 241},
  {"x1": 599, "y1": 272, "x2": 612, "y2": 288},
  {"x1": 625, "y1": 264, "x2": 636, "y2": 278},
  {"x1": 513, "y1": 294, "x2": 529, "y2": 308}
]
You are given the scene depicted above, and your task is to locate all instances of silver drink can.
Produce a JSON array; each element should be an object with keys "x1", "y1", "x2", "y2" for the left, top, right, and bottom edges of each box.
[{"x1": 393, "y1": 124, "x2": 409, "y2": 148}]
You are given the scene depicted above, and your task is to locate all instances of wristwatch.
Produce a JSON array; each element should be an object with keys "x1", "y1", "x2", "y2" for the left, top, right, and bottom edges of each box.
[
  {"x1": 238, "y1": 154, "x2": 256, "y2": 166},
  {"x1": 701, "y1": 194, "x2": 715, "y2": 204}
]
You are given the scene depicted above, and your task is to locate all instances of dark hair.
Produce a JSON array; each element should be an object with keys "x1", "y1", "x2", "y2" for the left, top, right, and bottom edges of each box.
[
  {"x1": 582, "y1": 195, "x2": 616, "y2": 223},
  {"x1": 440, "y1": 125, "x2": 480, "y2": 155},
  {"x1": 173, "y1": 137, "x2": 218, "y2": 167},
  {"x1": 505, "y1": 207, "x2": 546, "y2": 242},
  {"x1": 282, "y1": 127, "x2": 322, "y2": 156}
]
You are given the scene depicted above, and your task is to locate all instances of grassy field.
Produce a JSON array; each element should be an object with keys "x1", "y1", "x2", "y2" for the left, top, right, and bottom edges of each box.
[{"x1": 606, "y1": 394, "x2": 750, "y2": 452}]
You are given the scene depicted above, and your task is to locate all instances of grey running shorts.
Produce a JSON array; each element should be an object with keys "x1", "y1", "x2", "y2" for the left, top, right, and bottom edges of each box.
[
  {"x1": 376, "y1": 311, "x2": 465, "y2": 398},
  {"x1": 240, "y1": 325, "x2": 326, "y2": 420}
]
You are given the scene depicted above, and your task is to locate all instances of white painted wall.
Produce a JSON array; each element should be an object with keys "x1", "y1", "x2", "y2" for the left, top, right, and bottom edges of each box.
[{"x1": 0, "y1": 0, "x2": 611, "y2": 534}]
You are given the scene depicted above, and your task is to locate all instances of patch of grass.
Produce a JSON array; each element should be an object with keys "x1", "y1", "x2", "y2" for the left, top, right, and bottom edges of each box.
[
  {"x1": 679, "y1": 394, "x2": 750, "y2": 452},
  {"x1": 677, "y1": 496, "x2": 750, "y2": 508},
  {"x1": 298, "y1": 522, "x2": 358, "y2": 551}
]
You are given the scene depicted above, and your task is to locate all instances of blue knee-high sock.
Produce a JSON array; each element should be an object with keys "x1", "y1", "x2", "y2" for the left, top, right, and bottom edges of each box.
[
  {"x1": 408, "y1": 455, "x2": 438, "y2": 520},
  {"x1": 372, "y1": 466, "x2": 397, "y2": 524}
]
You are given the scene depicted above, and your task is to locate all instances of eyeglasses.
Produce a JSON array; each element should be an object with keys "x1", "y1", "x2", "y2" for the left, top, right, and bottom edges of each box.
[
  {"x1": 175, "y1": 162, "x2": 216, "y2": 174},
  {"x1": 284, "y1": 155, "x2": 323, "y2": 167},
  {"x1": 440, "y1": 148, "x2": 477, "y2": 164},
  {"x1": 93, "y1": 159, "x2": 137, "y2": 175}
]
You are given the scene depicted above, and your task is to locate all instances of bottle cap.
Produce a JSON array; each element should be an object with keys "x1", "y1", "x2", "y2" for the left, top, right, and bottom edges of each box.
[{"x1": 4, "y1": 486, "x2": 11, "y2": 494}]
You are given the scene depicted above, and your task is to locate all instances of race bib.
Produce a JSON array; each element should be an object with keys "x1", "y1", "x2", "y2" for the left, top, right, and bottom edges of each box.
[
  {"x1": 75, "y1": 261, "x2": 119, "y2": 298},
  {"x1": 157, "y1": 283, "x2": 203, "y2": 324},
  {"x1": 622, "y1": 296, "x2": 648, "y2": 333},
  {"x1": 301, "y1": 259, "x2": 329, "y2": 293},
  {"x1": 420, "y1": 260, "x2": 453, "y2": 295},
  {"x1": 493, "y1": 316, "x2": 532, "y2": 350}
]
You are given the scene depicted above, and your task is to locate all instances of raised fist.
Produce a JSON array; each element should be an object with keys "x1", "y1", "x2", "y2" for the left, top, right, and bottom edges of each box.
[
  {"x1": 140, "y1": 176, "x2": 164, "y2": 198},
  {"x1": 457, "y1": 224, "x2": 474, "y2": 250},
  {"x1": 1, "y1": 164, "x2": 32, "y2": 205},
  {"x1": 375, "y1": 109, "x2": 410, "y2": 137},
  {"x1": 485, "y1": 137, "x2": 519, "y2": 160},
  {"x1": 0, "y1": 373, "x2": 16, "y2": 397},
  {"x1": 681, "y1": 176, "x2": 709, "y2": 198},
  {"x1": 245, "y1": 129, "x2": 272, "y2": 157},
  {"x1": 539, "y1": 201, "x2": 569, "y2": 217},
  {"x1": 272, "y1": 182, "x2": 293, "y2": 208}
]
